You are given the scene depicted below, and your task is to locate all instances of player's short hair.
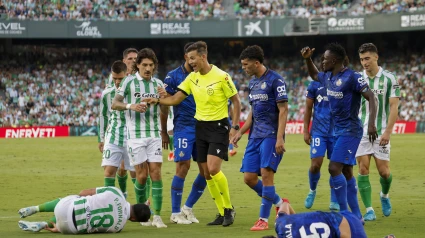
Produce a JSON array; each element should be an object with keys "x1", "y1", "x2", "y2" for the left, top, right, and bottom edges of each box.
[
  {"x1": 111, "y1": 60, "x2": 127, "y2": 74},
  {"x1": 132, "y1": 48, "x2": 158, "y2": 73},
  {"x1": 325, "y1": 42, "x2": 347, "y2": 63},
  {"x1": 358, "y1": 43, "x2": 378, "y2": 54},
  {"x1": 185, "y1": 41, "x2": 208, "y2": 55},
  {"x1": 239, "y1": 45, "x2": 264, "y2": 64},
  {"x1": 132, "y1": 204, "x2": 151, "y2": 222},
  {"x1": 184, "y1": 42, "x2": 194, "y2": 54},
  {"x1": 123, "y1": 48, "x2": 138, "y2": 59}
]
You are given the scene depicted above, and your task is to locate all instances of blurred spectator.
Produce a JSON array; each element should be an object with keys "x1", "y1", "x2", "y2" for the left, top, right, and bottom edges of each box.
[
  {"x1": 351, "y1": 0, "x2": 425, "y2": 16},
  {"x1": 2, "y1": 0, "x2": 224, "y2": 20}
]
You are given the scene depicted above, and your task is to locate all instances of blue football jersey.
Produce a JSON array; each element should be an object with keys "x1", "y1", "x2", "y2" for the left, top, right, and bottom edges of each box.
[
  {"x1": 275, "y1": 211, "x2": 342, "y2": 238},
  {"x1": 248, "y1": 69, "x2": 288, "y2": 139},
  {"x1": 317, "y1": 68, "x2": 368, "y2": 138},
  {"x1": 306, "y1": 81, "x2": 333, "y2": 137},
  {"x1": 164, "y1": 64, "x2": 196, "y2": 133}
]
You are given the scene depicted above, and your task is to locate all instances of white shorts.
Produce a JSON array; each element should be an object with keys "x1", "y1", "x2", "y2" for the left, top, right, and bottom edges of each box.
[
  {"x1": 127, "y1": 138, "x2": 163, "y2": 166},
  {"x1": 101, "y1": 143, "x2": 135, "y2": 171},
  {"x1": 355, "y1": 136, "x2": 391, "y2": 161},
  {"x1": 167, "y1": 119, "x2": 174, "y2": 132},
  {"x1": 54, "y1": 195, "x2": 79, "y2": 234}
]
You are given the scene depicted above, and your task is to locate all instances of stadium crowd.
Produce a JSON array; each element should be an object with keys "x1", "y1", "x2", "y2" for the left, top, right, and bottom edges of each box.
[
  {"x1": 0, "y1": 46, "x2": 424, "y2": 127},
  {"x1": 2, "y1": 0, "x2": 226, "y2": 21},
  {"x1": 350, "y1": 0, "x2": 425, "y2": 16}
]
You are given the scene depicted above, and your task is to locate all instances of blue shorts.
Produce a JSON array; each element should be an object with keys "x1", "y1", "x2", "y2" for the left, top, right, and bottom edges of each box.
[
  {"x1": 173, "y1": 131, "x2": 197, "y2": 162},
  {"x1": 330, "y1": 136, "x2": 361, "y2": 165},
  {"x1": 240, "y1": 138, "x2": 283, "y2": 175},
  {"x1": 340, "y1": 211, "x2": 367, "y2": 238},
  {"x1": 310, "y1": 136, "x2": 335, "y2": 159}
]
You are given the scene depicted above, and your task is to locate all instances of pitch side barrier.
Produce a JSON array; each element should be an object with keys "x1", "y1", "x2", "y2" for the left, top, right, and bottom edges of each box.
[
  {"x1": 0, "y1": 121, "x2": 419, "y2": 138},
  {"x1": 0, "y1": 12, "x2": 424, "y2": 39}
]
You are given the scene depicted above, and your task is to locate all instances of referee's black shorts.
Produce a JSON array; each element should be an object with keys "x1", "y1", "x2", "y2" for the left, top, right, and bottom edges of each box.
[{"x1": 195, "y1": 118, "x2": 230, "y2": 163}]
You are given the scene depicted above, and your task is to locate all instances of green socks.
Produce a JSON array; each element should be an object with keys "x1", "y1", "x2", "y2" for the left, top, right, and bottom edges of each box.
[
  {"x1": 358, "y1": 174, "x2": 372, "y2": 208},
  {"x1": 134, "y1": 180, "x2": 147, "y2": 204},
  {"x1": 380, "y1": 173, "x2": 393, "y2": 195},
  {"x1": 117, "y1": 173, "x2": 128, "y2": 193},
  {"x1": 152, "y1": 180, "x2": 163, "y2": 215},
  {"x1": 146, "y1": 176, "x2": 152, "y2": 199},
  {"x1": 46, "y1": 216, "x2": 57, "y2": 228},
  {"x1": 104, "y1": 177, "x2": 115, "y2": 187},
  {"x1": 169, "y1": 135, "x2": 174, "y2": 151},
  {"x1": 38, "y1": 199, "x2": 60, "y2": 212}
]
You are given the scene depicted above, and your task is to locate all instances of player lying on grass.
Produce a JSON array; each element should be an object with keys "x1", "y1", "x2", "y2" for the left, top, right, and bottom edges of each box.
[
  {"x1": 18, "y1": 187, "x2": 151, "y2": 234},
  {"x1": 263, "y1": 200, "x2": 367, "y2": 238}
]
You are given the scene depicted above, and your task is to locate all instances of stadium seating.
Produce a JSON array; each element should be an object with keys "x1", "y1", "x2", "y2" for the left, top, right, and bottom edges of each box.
[
  {"x1": 0, "y1": 46, "x2": 424, "y2": 127},
  {"x1": 3, "y1": 0, "x2": 225, "y2": 21}
]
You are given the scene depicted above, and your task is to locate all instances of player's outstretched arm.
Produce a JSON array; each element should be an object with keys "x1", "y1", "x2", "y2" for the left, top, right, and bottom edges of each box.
[
  {"x1": 301, "y1": 47, "x2": 319, "y2": 81},
  {"x1": 303, "y1": 98, "x2": 314, "y2": 145},
  {"x1": 143, "y1": 91, "x2": 187, "y2": 106},
  {"x1": 361, "y1": 90, "x2": 378, "y2": 142},
  {"x1": 276, "y1": 101, "x2": 288, "y2": 154}
]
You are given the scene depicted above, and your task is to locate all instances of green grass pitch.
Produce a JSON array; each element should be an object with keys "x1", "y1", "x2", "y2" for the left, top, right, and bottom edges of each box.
[{"x1": 1, "y1": 134, "x2": 424, "y2": 237}]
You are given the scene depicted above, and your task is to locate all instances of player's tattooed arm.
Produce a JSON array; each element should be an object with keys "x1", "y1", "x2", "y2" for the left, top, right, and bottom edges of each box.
[
  {"x1": 112, "y1": 94, "x2": 146, "y2": 113},
  {"x1": 361, "y1": 89, "x2": 378, "y2": 142},
  {"x1": 301, "y1": 47, "x2": 319, "y2": 81}
]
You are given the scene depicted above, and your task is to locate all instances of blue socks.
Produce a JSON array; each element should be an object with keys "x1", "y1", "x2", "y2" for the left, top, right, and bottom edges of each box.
[
  {"x1": 171, "y1": 176, "x2": 185, "y2": 213},
  {"x1": 347, "y1": 177, "x2": 362, "y2": 219},
  {"x1": 309, "y1": 171, "x2": 321, "y2": 191},
  {"x1": 250, "y1": 179, "x2": 281, "y2": 205},
  {"x1": 185, "y1": 173, "x2": 206, "y2": 208},
  {"x1": 260, "y1": 186, "x2": 275, "y2": 219},
  {"x1": 331, "y1": 174, "x2": 348, "y2": 211},
  {"x1": 329, "y1": 177, "x2": 338, "y2": 203}
]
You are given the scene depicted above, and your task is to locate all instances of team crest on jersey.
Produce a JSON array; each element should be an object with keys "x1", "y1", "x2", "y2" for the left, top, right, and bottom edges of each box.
[
  {"x1": 312, "y1": 148, "x2": 317, "y2": 154},
  {"x1": 316, "y1": 95, "x2": 323, "y2": 103},
  {"x1": 207, "y1": 88, "x2": 214, "y2": 95},
  {"x1": 179, "y1": 151, "x2": 185, "y2": 157},
  {"x1": 335, "y1": 79, "x2": 342, "y2": 86},
  {"x1": 261, "y1": 82, "x2": 267, "y2": 90},
  {"x1": 379, "y1": 81, "x2": 384, "y2": 86}
]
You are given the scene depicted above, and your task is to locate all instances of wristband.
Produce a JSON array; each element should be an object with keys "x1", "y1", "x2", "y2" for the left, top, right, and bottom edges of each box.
[{"x1": 126, "y1": 104, "x2": 131, "y2": 110}]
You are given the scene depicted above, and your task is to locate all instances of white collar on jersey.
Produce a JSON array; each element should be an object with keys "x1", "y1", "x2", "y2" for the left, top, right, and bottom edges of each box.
[
  {"x1": 363, "y1": 66, "x2": 383, "y2": 79},
  {"x1": 135, "y1": 72, "x2": 153, "y2": 82}
]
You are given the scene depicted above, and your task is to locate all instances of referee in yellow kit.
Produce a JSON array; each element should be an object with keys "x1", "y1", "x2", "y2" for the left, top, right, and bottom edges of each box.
[{"x1": 143, "y1": 41, "x2": 241, "y2": 227}]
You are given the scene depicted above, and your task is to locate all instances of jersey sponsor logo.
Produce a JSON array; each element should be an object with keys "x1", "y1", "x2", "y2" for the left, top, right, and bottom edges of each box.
[
  {"x1": 335, "y1": 79, "x2": 342, "y2": 86},
  {"x1": 327, "y1": 89, "x2": 344, "y2": 99},
  {"x1": 371, "y1": 89, "x2": 385, "y2": 95},
  {"x1": 249, "y1": 93, "x2": 268, "y2": 101},
  {"x1": 358, "y1": 77, "x2": 367, "y2": 86},
  {"x1": 261, "y1": 82, "x2": 267, "y2": 89},
  {"x1": 207, "y1": 88, "x2": 214, "y2": 95},
  {"x1": 379, "y1": 146, "x2": 389, "y2": 154},
  {"x1": 277, "y1": 85, "x2": 287, "y2": 97},
  {"x1": 133, "y1": 92, "x2": 159, "y2": 99}
]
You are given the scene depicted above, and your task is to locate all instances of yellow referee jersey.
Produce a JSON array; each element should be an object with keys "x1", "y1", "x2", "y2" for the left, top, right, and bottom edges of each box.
[{"x1": 178, "y1": 65, "x2": 237, "y2": 121}]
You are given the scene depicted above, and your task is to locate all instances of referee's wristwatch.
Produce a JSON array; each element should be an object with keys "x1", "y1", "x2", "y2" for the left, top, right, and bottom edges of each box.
[{"x1": 231, "y1": 125, "x2": 240, "y2": 131}]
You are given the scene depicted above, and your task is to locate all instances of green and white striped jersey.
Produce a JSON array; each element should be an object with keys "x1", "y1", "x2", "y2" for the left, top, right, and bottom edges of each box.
[
  {"x1": 98, "y1": 86, "x2": 127, "y2": 146},
  {"x1": 105, "y1": 74, "x2": 114, "y2": 88},
  {"x1": 118, "y1": 72, "x2": 164, "y2": 139},
  {"x1": 73, "y1": 187, "x2": 130, "y2": 234},
  {"x1": 359, "y1": 67, "x2": 401, "y2": 136}
]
